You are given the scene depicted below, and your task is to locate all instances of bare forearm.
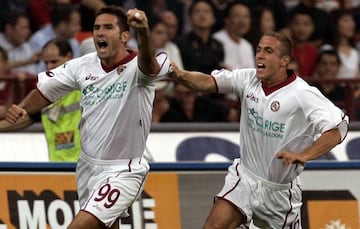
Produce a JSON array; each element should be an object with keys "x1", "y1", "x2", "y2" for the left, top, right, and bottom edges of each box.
[
  {"x1": 136, "y1": 28, "x2": 160, "y2": 75},
  {"x1": 171, "y1": 68, "x2": 216, "y2": 93},
  {"x1": 0, "y1": 117, "x2": 33, "y2": 131},
  {"x1": 301, "y1": 128, "x2": 341, "y2": 161},
  {"x1": 19, "y1": 89, "x2": 50, "y2": 114}
]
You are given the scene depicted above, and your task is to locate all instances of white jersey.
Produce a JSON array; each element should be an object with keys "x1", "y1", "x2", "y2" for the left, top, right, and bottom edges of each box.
[
  {"x1": 213, "y1": 68, "x2": 348, "y2": 183},
  {"x1": 37, "y1": 51, "x2": 171, "y2": 160}
]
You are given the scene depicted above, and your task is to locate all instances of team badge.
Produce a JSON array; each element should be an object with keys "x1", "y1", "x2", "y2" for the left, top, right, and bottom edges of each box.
[
  {"x1": 117, "y1": 65, "x2": 127, "y2": 75},
  {"x1": 271, "y1": 101, "x2": 280, "y2": 112}
]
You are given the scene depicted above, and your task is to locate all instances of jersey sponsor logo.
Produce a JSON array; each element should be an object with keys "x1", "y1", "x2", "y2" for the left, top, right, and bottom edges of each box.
[
  {"x1": 82, "y1": 81, "x2": 128, "y2": 105},
  {"x1": 246, "y1": 93, "x2": 259, "y2": 103},
  {"x1": 271, "y1": 101, "x2": 280, "y2": 112},
  {"x1": 55, "y1": 131, "x2": 75, "y2": 150},
  {"x1": 247, "y1": 108, "x2": 285, "y2": 138}
]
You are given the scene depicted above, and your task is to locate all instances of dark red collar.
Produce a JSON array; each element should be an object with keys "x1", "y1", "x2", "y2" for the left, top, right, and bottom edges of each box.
[
  {"x1": 262, "y1": 70, "x2": 296, "y2": 96},
  {"x1": 101, "y1": 50, "x2": 137, "y2": 73}
]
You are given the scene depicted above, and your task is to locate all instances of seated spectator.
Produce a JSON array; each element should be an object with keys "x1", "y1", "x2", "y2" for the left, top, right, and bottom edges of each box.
[
  {"x1": 312, "y1": 49, "x2": 346, "y2": 102},
  {"x1": 288, "y1": 7, "x2": 319, "y2": 77},
  {"x1": 149, "y1": 16, "x2": 184, "y2": 70},
  {"x1": 322, "y1": 8, "x2": 359, "y2": 79},
  {"x1": 246, "y1": 5, "x2": 276, "y2": 54},
  {"x1": 29, "y1": 3, "x2": 81, "y2": 72},
  {"x1": 0, "y1": 11, "x2": 40, "y2": 75},
  {"x1": 213, "y1": 1, "x2": 254, "y2": 70},
  {"x1": 160, "y1": 10, "x2": 180, "y2": 42},
  {"x1": 175, "y1": 0, "x2": 224, "y2": 74}
]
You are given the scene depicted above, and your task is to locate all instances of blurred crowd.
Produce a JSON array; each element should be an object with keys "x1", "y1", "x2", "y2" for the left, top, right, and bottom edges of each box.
[{"x1": 1, "y1": 0, "x2": 360, "y2": 122}]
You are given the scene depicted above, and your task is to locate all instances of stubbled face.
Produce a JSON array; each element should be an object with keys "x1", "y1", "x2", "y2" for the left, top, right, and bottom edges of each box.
[
  {"x1": 42, "y1": 43, "x2": 71, "y2": 70},
  {"x1": 255, "y1": 35, "x2": 286, "y2": 85},
  {"x1": 93, "y1": 13, "x2": 126, "y2": 65},
  {"x1": 316, "y1": 54, "x2": 340, "y2": 79}
]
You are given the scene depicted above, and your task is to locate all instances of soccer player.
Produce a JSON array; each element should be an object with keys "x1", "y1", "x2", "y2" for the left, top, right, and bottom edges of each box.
[
  {"x1": 169, "y1": 31, "x2": 348, "y2": 228},
  {"x1": 5, "y1": 6, "x2": 170, "y2": 229}
]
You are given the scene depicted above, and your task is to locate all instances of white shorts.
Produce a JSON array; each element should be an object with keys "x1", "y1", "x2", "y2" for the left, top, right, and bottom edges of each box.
[
  {"x1": 217, "y1": 158, "x2": 302, "y2": 229},
  {"x1": 76, "y1": 153, "x2": 150, "y2": 227}
]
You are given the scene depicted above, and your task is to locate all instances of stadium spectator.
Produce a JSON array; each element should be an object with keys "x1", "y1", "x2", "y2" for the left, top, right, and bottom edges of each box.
[
  {"x1": 288, "y1": 0, "x2": 330, "y2": 47},
  {"x1": 322, "y1": 8, "x2": 359, "y2": 79},
  {"x1": 213, "y1": 1, "x2": 254, "y2": 70},
  {"x1": 175, "y1": 0, "x2": 224, "y2": 74},
  {"x1": 0, "y1": 11, "x2": 40, "y2": 75},
  {"x1": 312, "y1": 49, "x2": 346, "y2": 102},
  {"x1": 150, "y1": 16, "x2": 184, "y2": 70},
  {"x1": 288, "y1": 7, "x2": 319, "y2": 77},
  {"x1": 160, "y1": 10, "x2": 180, "y2": 41},
  {"x1": 29, "y1": 3, "x2": 81, "y2": 72},
  {"x1": 246, "y1": 5, "x2": 276, "y2": 54}
]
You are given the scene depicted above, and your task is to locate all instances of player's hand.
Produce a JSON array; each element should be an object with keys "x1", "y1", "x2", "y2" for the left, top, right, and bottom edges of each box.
[
  {"x1": 276, "y1": 151, "x2": 306, "y2": 166},
  {"x1": 127, "y1": 8, "x2": 148, "y2": 31},
  {"x1": 5, "y1": 104, "x2": 28, "y2": 124},
  {"x1": 169, "y1": 62, "x2": 182, "y2": 80}
]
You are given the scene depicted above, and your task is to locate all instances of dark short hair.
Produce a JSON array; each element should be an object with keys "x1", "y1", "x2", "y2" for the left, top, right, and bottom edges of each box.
[
  {"x1": 188, "y1": 0, "x2": 216, "y2": 16},
  {"x1": 262, "y1": 31, "x2": 293, "y2": 58},
  {"x1": 1, "y1": 11, "x2": 28, "y2": 29},
  {"x1": 95, "y1": 5, "x2": 129, "y2": 32},
  {"x1": 316, "y1": 49, "x2": 341, "y2": 65},
  {"x1": 42, "y1": 38, "x2": 73, "y2": 57},
  {"x1": 224, "y1": 0, "x2": 250, "y2": 19},
  {"x1": 51, "y1": 3, "x2": 79, "y2": 28}
]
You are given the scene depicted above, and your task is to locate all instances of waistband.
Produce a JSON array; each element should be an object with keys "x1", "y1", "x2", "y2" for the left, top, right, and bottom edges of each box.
[
  {"x1": 242, "y1": 166, "x2": 292, "y2": 191},
  {"x1": 80, "y1": 152, "x2": 142, "y2": 166}
]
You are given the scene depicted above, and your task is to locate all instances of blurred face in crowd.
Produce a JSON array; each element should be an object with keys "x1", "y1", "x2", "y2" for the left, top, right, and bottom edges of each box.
[
  {"x1": 316, "y1": 53, "x2": 340, "y2": 79},
  {"x1": 42, "y1": 43, "x2": 72, "y2": 70},
  {"x1": 58, "y1": 11, "x2": 81, "y2": 39},
  {"x1": 174, "y1": 83, "x2": 197, "y2": 111},
  {"x1": 5, "y1": 17, "x2": 31, "y2": 46},
  {"x1": 260, "y1": 9, "x2": 275, "y2": 33},
  {"x1": 290, "y1": 13, "x2": 314, "y2": 43},
  {"x1": 225, "y1": 4, "x2": 251, "y2": 38},
  {"x1": 337, "y1": 14, "x2": 356, "y2": 39},
  {"x1": 190, "y1": 1, "x2": 215, "y2": 30},
  {"x1": 151, "y1": 22, "x2": 168, "y2": 50},
  {"x1": 161, "y1": 11, "x2": 179, "y2": 41}
]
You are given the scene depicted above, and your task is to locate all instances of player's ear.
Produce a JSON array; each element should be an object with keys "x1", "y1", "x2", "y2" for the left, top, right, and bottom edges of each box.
[
  {"x1": 120, "y1": 31, "x2": 130, "y2": 43},
  {"x1": 281, "y1": 56, "x2": 290, "y2": 67}
]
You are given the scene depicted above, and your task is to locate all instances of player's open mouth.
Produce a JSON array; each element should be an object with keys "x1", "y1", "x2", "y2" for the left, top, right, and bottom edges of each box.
[
  {"x1": 257, "y1": 63, "x2": 265, "y2": 72},
  {"x1": 97, "y1": 40, "x2": 108, "y2": 50}
]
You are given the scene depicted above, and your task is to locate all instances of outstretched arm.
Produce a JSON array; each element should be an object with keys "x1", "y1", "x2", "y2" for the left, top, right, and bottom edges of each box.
[
  {"x1": 127, "y1": 9, "x2": 160, "y2": 75},
  {"x1": 276, "y1": 128, "x2": 341, "y2": 166},
  {"x1": 169, "y1": 62, "x2": 217, "y2": 93},
  {"x1": 6, "y1": 89, "x2": 50, "y2": 124}
]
